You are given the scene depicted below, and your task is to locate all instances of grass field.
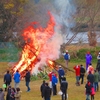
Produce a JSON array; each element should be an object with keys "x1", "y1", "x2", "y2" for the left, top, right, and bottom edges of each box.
[{"x1": 0, "y1": 62, "x2": 100, "y2": 100}]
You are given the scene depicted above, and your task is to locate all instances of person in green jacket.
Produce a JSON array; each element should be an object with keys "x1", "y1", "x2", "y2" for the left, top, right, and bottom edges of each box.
[{"x1": 94, "y1": 69, "x2": 99, "y2": 91}]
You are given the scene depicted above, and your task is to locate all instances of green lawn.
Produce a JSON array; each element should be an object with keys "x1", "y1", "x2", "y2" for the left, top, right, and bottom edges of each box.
[{"x1": 0, "y1": 62, "x2": 100, "y2": 100}]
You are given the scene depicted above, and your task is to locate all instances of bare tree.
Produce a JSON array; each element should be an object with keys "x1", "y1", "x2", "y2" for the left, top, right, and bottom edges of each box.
[{"x1": 75, "y1": 0, "x2": 100, "y2": 46}]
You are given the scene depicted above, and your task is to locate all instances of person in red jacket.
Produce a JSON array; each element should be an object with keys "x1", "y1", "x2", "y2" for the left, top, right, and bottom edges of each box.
[
  {"x1": 73, "y1": 65, "x2": 80, "y2": 86},
  {"x1": 48, "y1": 71, "x2": 57, "y2": 89}
]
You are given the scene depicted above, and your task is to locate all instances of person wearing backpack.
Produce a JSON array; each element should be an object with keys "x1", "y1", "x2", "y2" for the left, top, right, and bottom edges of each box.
[{"x1": 64, "y1": 50, "x2": 70, "y2": 68}]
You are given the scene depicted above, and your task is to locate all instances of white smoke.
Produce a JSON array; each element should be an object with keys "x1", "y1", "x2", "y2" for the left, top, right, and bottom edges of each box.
[
  {"x1": 32, "y1": 29, "x2": 63, "y2": 74},
  {"x1": 31, "y1": 0, "x2": 76, "y2": 74},
  {"x1": 53, "y1": 0, "x2": 76, "y2": 43}
]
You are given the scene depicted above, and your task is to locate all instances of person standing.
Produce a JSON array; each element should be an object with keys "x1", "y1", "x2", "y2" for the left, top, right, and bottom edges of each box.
[
  {"x1": 85, "y1": 81, "x2": 92, "y2": 100},
  {"x1": 73, "y1": 65, "x2": 80, "y2": 86},
  {"x1": 87, "y1": 63, "x2": 94, "y2": 74},
  {"x1": 87, "y1": 71, "x2": 94, "y2": 85},
  {"x1": 13, "y1": 70, "x2": 20, "y2": 89},
  {"x1": 6, "y1": 85, "x2": 11, "y2": 100},
  {"x1": 58, "y1": 66, "x2": 65, "y2": 85},
  {"x1": 52, "y1": 74, "x2": 58, "y2": 95},
  {"x1": 60, "y1": 77, "x2": 68, "y2": 100},
  {"x1": 4, "y1": 70, "x2": 12, "y2": 91},
  {"x1": 25, "y1": 70, "x2": 31, "y2": 92},
  {"x1": 85, "y1": 52, "x2": 92, "y2": 70},
  {"x1": 15, "y1": 87, "x2": 21, "y2": 100},
  {"x1": 94, "y1": 69, "x2": 99, "y2": 91},
  {"x1": 96, "y1": 52, "x2": 100, "y2": 81},
  {"x1": 48, "y1": 72, "x2": 52, "y2": 89},
  {"x1": 79, "y1": 65, "x2": 86, "y2": 84},
  {"x1": 10, "y1": 88, "x2": 15, "y2": 100},
  {"x1": 91, "y1": 85, "x2": 95, "y2": 100},
  {"x1": 44, "y1": 83, "x2": 51, "y2": 100},
  {"x1": 0, "y1": 88, "x2": 5, "y2": 100},
  {"x1": 40, "y1": 80, "x2": 45, "y2": 99},
  {"x1": 64, "y1": 50, "x2": 70, "y2": 68},
  {"x1": 48, "y1": 71, "x2": 57, "y2": 89}
]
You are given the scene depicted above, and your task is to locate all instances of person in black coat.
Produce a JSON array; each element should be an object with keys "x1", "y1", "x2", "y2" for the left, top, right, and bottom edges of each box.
[
  {"x1": 60, "y1": 77, "x2": 68, "y2": 100},
  {"x1": 40, "y1": 80, "x2": 45, "y2": 99},
  {"x1": 6, "y1": 85, "x2": 11, "y2": 100},
  {"x1": 79, "y1": 65, "x2": 86, "y2": 84},
  {"x1": 10, "y1": 88, "x2": 15, "y2": 100},
  {"x1": 43, "y1": 83, "x2": 51, "y2": 100},
  {"x1": 87, "y1": 71, "x2": 94, "y2": 85},
  {"x1": 4, "y1": 70, "x2": 12, "y2": 91},
  {"x1": 25, "y1": 70, "x2": 31, "y2": 92}
]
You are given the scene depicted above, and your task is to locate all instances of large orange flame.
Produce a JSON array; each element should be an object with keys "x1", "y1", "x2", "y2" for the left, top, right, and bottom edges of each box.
[{"x1": 12, "y1": 12, "x2": 56, "y2": 78}]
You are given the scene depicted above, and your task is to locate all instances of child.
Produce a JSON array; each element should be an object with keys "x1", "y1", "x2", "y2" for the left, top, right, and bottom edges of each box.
[
  {"x1": 91, "y1": 85, "x2": 95, "y2": 100},
  {"x1": 15, "y1": 88, "x2": 21, "y2": 100}
]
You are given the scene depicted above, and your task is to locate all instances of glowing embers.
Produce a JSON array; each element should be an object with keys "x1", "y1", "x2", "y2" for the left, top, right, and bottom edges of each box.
[
  {"x1": 11, "y1": 12, "x2": 56, "y2": 78},
  {"x1": 47, "y1": 60, "x2": 58, "y2": 71}
]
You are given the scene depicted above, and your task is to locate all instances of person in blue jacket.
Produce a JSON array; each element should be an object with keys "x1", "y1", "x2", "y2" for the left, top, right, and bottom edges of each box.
[
  {"x1": 13, "y1": 70, "x2": 20, "y2": 89},
  {"x1": 58, "y1": 66, "x2": 65, "y2": 84},
  {"x1": 64, "y1": 50, "x2": 70, "y2": 68},
  {"x1": 52, "y1": 74, "x2": 58, "y2": 95}
]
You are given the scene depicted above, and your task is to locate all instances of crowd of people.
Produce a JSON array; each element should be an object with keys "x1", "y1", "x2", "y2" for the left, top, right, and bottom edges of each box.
[
  {"x1": 0, "y1": 69, "x2": 31, "y2": 100},
  {"x1": 40, "y1": 66, "x2": 68, "y2": 100},
  {"x1": 73, "y1": 51, "x2": 100, "y2": 100},
  {"x1": 0, "y1": 51, "x2": 100, "y2": 100}
]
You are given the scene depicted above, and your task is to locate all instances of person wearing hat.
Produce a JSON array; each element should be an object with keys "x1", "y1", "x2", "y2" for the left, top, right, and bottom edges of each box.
[
  {"x1": 85, "y1": 52, "x2": 92, "y2": 70},
  {"x1": 58, "y1": 66, "x2": 65, "y2": 85},
  {"x1": 64, "y1": 50, "x2": 70, "y2": 68}
]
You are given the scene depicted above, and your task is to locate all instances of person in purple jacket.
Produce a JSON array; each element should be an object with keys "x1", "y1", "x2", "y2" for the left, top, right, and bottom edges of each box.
[{"x1": 85, "y1": 52, "x2": 92, "y2": 70}]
